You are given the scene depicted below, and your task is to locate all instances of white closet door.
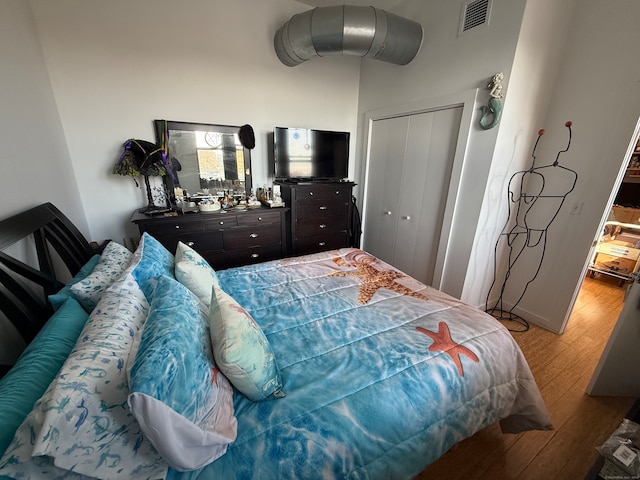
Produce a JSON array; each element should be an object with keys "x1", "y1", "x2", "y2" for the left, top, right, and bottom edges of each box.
[
  {"x1": 363, "y1": 106, "x2": 463, "y2": 286},
  {"x1": 362, "y1": 116, "x2": 408, "y2": 263}
]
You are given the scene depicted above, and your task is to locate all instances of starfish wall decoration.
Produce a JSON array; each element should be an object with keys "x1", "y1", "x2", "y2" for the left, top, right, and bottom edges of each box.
[{"x1": 416, "y1": 322, "x2": 479, "y2": 377}]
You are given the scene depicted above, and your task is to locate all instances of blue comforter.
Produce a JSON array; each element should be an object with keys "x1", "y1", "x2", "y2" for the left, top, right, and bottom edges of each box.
[{"x1": 171, "y1": 249, "x2": 552, "y2": 480}]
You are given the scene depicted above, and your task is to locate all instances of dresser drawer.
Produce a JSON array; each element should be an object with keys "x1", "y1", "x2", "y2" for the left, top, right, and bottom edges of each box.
[
  {"x1": 203, "y1": 216, "x2": 238, "y2": 229},
  {"x1": 294, "y1": 234, "x2": 348, "y2": 255},
  {"x1": 223, "y1": 224, "x2": 282, "y2": 249},
  {"x1": 295, "y1": 217, "x2": 348, "y2": 238},
  {"x1": 144, "y1": 219, "x2": 205, "y2": 235},
  {"x1": 294, "y1": 186, "x2": 352, "y2": 203},
  {"x1": 295, "y1": 200, "x2": 349, "y2": 219},
  {"x1": 153, "y1": 231, "x2": 223, "y2": 256},
  {"x1": 225, "y1": 243, "x2": 283, "y2": 268},
  {"x1": 236, "y1": 211, "x2": 281, "y2": 226}
]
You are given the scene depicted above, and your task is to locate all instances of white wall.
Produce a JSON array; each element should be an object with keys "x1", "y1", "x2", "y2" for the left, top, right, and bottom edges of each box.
[
  {"x1": 29, "y1": 0, "x2": 362, "y2": 245},
  {"x1": 0, "y1": 0, "x2": 86, "y2": 229},
  {"x1": 462, "y1": 0, "x2": 580, "y2": 311},
  {"x1": 499, "y1": 0, "x2": 640, "y2": 332},
  {"x1": 355, "y1": 0, "x2": 528, "y2": 298}
]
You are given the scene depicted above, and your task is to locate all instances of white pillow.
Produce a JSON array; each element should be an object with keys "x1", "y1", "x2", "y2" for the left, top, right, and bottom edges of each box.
[
  {"x1": 69, "y1": 241, "x2": 132, "y2": 311},
  {"x1": 175, "y1": 241, "x2": 219, "y2": 308},
  {"x1": 209, "y1": 285, "x2": 285, "y2": 401}
]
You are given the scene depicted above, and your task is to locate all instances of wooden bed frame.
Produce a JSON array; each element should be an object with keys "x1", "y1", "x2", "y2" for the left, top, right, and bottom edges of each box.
[{"x1": 0, "y1": 203, "x2": 95, "y2": 375}]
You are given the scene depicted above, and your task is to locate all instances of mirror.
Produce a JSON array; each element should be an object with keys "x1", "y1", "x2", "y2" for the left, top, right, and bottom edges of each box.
[{"x1": 154, "y1": 120, "x2": 252, "y2": 205}]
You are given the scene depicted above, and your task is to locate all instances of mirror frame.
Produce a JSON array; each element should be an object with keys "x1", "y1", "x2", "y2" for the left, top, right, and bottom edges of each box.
[{"x1": 154, "y1": 119, "x2": 252, "y2": 207}]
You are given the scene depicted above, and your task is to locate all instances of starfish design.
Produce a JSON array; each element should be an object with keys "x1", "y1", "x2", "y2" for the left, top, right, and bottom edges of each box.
[
  {"x1": 416, "y1": 322, "x2": 479, "y2": 377},
  {"x1": 211, "y1": 366, "x2": 220, "y2": 386},
  {"x1": 329, "y1": 252, "x2": 428, "y2": 304}
]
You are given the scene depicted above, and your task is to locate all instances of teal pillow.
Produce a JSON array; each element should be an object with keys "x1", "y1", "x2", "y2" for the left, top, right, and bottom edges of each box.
[
  {"x1": 131, "y1": 233, "x2": 175, "y2": 300},
  {"x1": 209, "y1": 285, "x2": 284, "y2": 401},
  {"x1": 128, "y1": 275, "x2": 236, "y2": 471},
  {"x1": 0, "y1": 297, "x2": 89, "y2": 457},
  {"x1": 48, "y1": 254, "x2": 100, "y2": 310}
]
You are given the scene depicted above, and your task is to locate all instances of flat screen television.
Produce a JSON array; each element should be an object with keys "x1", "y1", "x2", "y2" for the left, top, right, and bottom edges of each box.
[{"x1": 274, "y1": 127, "x2": 349, "y2": 181}]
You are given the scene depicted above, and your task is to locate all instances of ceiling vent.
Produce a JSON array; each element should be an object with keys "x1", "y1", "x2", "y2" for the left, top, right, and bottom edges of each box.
[{"x1": 459, "y1": 0, "x2": 491, "y2": 35}]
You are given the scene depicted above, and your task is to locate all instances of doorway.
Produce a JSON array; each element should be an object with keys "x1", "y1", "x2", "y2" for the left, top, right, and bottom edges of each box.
[{"x1": 562, "y1": 124, "x2": 640, "y2": 337}]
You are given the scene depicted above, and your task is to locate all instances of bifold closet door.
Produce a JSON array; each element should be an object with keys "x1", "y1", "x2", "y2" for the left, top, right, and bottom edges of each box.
[{"x1": 363, "y1": 106, "x2": 462, "y2": 286}]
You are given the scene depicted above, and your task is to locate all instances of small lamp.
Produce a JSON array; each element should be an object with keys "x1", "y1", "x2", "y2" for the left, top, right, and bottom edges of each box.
[{"x1": 112, "y1": 139, "x2": 172, "y2": 214}]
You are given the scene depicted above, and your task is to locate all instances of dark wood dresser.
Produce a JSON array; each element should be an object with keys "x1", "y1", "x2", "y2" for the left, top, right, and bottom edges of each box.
[
  {"x1": 132, "y1": 207, "x2": 288, "y2": 270},
  {"x1": 279, "y1": 182, "x2": 354, "y2": 256}
]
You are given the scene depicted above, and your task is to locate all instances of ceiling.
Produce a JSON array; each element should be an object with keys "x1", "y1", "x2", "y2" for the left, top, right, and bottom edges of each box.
[{"x1": 294, "y1": 0, "x2": 405, "y2": 10}]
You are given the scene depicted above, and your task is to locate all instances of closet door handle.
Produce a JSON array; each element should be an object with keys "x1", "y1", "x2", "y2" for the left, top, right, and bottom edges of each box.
[
  {"x1": 402, "y1": 215, "x2": 411, "y2": 220},
  {"x1": 319, "y1": 206, "x2": 328, "y2": 210},
  {"x1": 249, "y1": 233, "x2": 258, "y2": 238},
  {"x1": 384, "y1": 211, "x2": 392, "y2": 215},
  {"x1": 319, "y1": 224, "x2": 326, "y2": 229}
]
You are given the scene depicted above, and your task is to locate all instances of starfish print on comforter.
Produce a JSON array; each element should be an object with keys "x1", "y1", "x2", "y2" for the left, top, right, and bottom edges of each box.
[
  {"x1": 416, "y1": 321, "x2": 479, "y2": 377},
  {"x1": 328, "y1": 250, "x2": 429, "y2": 304}
]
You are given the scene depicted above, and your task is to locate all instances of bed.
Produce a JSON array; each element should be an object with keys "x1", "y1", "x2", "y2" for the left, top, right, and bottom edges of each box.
[{"x1": 0, "y1": 203, "x2": 552, "y2": 480}]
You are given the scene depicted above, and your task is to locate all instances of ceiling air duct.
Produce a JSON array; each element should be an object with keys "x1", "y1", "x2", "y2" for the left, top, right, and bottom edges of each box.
[{"x1": 274, "y1": 5, "x2": 423, "y2": 67}]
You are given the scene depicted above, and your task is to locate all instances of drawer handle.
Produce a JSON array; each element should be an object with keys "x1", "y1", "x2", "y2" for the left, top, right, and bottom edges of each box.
[
  {"x1": 319, "y1": 224, "x2": 326, "y2": 229},
  {"x1": 309, "y1": 192, "x2": 314, "y2": 196},
  {"x1": 258, "y1": 217, "x2": 262, "y2": 221},
  {"x1": 186, "y1": 241, "x2": 195, "y2": 247},
  {"x1": 318, "y1": 242, "x2": 326, "y2": 246},
  {"x1": 251, "y1": 253, "x2": 260, "y2": 259},
  {"x1": 219, "y1": 221, "x2": 225, "y2": 225},
  {"x1": 402, "y1": 215, "x2": 411, "y2": 220},
  {"x1": 249, "y1": 233, "x2": 258, "y2": 238},
  {"x1": 319, "y1": 206, "x2": 328, "y2": 210},
  {"x1": 335, "y1": 191, "x2": 340, "y2": 195},
  {"x1": 384, "y1": 211, "x2": 392, "y2": 215},
  {"x1": 175, "y1": 225, "x2": 180, "y2": 229}
]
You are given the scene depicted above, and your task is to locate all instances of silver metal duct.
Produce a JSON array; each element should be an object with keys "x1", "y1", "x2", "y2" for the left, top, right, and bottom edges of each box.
[{"x1": 274, "y1": 5, "x2": 423, "y2": 67}]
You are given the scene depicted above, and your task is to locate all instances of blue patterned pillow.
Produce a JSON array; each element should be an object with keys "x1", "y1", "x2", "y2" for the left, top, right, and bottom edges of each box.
[
  {"x1": 0, "y1": 270, "x2": 166, "y2": 480},
  {"x1": 128, "y1": 275, "x2": 237, "y2": 471},
  {"x1": 48, "y1": 254, "x2": 100, "y2": 311},
  {"x1": 69, "y1": 241, "x2": 133, "y2": 311},
  {"x1": 175, "y1": 241, "x2": 219, "y2": 308},
  {"x1": 209, "y1": 285, "x2": 284, "y2": 401},
  {"x1": 131, "y1": 233, "x2": 175, "y2": 300}
]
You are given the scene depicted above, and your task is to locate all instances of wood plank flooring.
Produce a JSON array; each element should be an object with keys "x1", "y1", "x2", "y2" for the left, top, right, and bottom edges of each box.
[{"x1": 417, "y1": 273, "x2": 635, "y2": 480}]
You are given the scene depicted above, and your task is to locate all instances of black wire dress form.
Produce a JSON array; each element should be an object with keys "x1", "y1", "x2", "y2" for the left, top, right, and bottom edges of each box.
[{"x1": 486, "y1": 122, "x2": 578, "y2": 331}]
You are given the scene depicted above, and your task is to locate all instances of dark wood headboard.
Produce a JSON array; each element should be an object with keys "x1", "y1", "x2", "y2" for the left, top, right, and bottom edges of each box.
[{"x1": 0, "y1": 203, "x2": 94, "y2": 348}]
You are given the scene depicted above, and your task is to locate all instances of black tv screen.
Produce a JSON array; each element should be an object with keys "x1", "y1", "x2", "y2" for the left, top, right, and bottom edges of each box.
[{"x1": 274, "y1": 127, "x2": 349, "y2": 180}]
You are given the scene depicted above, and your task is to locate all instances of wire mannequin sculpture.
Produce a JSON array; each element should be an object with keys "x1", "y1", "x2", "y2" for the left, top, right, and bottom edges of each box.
[{"x1": 486, "y1": 122, "x2": 578, "y2": 331}]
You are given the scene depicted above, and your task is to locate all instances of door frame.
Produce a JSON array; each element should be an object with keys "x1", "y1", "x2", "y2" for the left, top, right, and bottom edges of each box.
[{"x1": 359, "y1": 89, "x2": 478, "y2": 291}]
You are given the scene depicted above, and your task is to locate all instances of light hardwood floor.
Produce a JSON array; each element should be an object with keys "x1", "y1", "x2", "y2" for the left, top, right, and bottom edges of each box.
[{"x1": 418, "y1": 273, "x2": 635, "y2": 480}]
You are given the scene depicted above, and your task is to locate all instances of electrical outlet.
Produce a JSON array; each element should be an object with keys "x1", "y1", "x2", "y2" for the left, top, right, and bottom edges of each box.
[{"x1": 569, "y1": 201, "x2": 584, "y2": 215}]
